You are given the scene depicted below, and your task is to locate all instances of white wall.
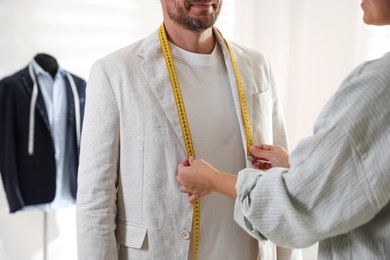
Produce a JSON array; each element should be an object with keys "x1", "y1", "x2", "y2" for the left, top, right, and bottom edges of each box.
[
  {"x1": 234, "y1": 0, "x2": 362, "y2": 149},
  {"x1": 0, "y1": 0, "x2": 163, "y2": 80}
]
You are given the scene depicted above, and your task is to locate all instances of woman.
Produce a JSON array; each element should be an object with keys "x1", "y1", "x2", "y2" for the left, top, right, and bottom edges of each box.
[{"x1": 176, "y1": 1, "x2": 390, "y2": 259}]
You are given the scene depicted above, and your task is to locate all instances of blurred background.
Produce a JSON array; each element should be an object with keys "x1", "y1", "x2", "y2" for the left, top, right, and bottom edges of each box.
[{"x1": 0, "y1": 0, "x2": 389, "y2": 259}]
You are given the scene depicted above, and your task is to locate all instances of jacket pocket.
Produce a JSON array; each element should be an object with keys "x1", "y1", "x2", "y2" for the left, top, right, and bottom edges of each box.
[{"x1": 116, "y1": 221, "x2": 148, "y2": 249}]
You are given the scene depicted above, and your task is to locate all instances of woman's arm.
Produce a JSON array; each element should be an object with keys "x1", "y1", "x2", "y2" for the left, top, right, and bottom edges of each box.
[
  {"x1": 176, "y1": 145, "x2": 290, "y2": 202},
  {"x1": 176, "y1": 157, "x2": 237, "y2": 202}
]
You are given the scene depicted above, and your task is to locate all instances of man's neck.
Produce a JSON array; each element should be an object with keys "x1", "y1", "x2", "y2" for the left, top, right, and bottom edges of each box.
[{"x1": 163, "y1": 20, "x2": 216, "y2": 54}]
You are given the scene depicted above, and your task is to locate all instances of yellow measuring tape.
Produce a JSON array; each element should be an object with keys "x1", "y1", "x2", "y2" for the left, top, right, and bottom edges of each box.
[
  {"x1": 223, "y1": 38, "x2": 253, "y2": 162},
  {"x1": 158, "y1": 23, "x2": 252, "y2": 260}
]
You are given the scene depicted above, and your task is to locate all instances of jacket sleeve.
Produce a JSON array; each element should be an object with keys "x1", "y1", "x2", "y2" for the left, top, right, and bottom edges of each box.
[
  {"x1": 0, "y1": 78, "x2": 25, "y2": 213},
  {"x1": 76, "y1": 61, "x2": 120, "y2": 260}
]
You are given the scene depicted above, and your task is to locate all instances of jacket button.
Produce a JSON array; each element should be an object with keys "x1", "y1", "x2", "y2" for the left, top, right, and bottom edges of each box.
[{"x1": 181, "y1": 231, "x2": 191, "y2": 240}]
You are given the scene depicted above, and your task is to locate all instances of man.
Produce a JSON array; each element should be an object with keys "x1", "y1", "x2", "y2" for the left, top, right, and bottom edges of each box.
[
  {"x1": 77, "y1": 0, "x2": 299, "y2": 259},
  {"x1": 176, "y1": 0, "x2": 390, "y2": 259}
]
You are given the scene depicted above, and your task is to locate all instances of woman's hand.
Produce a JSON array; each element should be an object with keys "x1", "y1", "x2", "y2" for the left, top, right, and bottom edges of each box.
[
  {"x1": 250, "y1": 144, "x2": 290, "y2": 170},
  {"x1": 176, "y1": 157, "x2": 237, "y2": 202},
  {"x1": 176, "y1": 157, "x2": 218, "y2": 203}
]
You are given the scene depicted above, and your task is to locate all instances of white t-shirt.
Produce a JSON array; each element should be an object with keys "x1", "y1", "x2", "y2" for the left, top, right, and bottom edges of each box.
[{"x1": 170, "y1": 42, "x2": 258, "y2": 260}]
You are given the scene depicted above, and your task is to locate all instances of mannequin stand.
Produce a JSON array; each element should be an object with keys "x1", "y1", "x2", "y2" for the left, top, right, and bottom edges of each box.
[{"x1": 43, "y1": 212, "x2": 47, "y2": 260}]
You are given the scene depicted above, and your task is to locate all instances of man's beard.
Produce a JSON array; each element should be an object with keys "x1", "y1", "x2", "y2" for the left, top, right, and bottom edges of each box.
[{"x1": 167, "y1": 1, "x2": 222, "y2": 32}]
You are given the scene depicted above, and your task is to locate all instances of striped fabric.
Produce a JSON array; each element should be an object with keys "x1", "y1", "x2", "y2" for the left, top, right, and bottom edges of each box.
[{"x1": 234, "y1": 51, "x2": 390, "y2": 260}]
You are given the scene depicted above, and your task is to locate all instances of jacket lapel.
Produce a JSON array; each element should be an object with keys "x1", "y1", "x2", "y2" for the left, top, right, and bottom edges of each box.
[
  {"x1": 138, "y1": 31, "x2": 187, "y2": 152},
  {"x1": 214, "y1": 28, "x2": 254, "y2": 162}
]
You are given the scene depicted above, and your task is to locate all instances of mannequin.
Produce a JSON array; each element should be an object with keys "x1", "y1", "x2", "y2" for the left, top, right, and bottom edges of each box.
[
  {"x1": 0, "y1": 54, "x2": 86, "y2": 213},
  {"x1": 34, "y1": 53, "x2": 59, "y2": 79}
]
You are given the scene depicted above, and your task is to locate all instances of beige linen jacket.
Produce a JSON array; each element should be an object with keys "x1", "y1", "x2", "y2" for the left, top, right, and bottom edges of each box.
[{"x1": 76, "y1": 27, "x2": 291, "y2": 260}]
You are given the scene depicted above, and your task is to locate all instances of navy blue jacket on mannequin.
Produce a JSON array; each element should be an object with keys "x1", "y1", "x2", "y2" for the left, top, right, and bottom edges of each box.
[{"x1": 0, "y1": 54, "x2": 86, "y2": 213}]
